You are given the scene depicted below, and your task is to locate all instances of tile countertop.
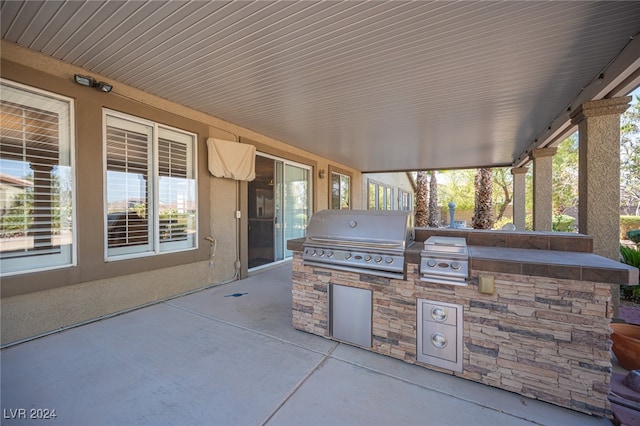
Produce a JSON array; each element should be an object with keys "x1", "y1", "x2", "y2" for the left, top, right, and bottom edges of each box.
[
  {"x1": 467, "y1": 246, "x2": 638, "y2": 286},
  {"x1": 405, "y1": 244, "x2": 638, "y2": 286},
  {"x1": 288, "y1": 238, "x2": 638, "y2": 286}
]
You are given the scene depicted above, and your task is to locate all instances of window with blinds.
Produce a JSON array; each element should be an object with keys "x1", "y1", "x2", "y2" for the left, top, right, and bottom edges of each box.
[
  {"x1": 0, "y1": 80, "x2": 75, "y2": 276},
  {"x1": 104, "y1": 111, "x2": 196, "y2": 260}
]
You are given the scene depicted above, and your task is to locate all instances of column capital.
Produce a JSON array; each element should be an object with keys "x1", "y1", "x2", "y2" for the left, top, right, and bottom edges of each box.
[
  {"x1": 510, "y1": 166, "x2": 528, "y2": 176},
  {"x1": 530, "y1": 147, "x2": 557, "y2": 160},
  {"x1": 570, "y1": 96, "x2": 631, "y2": 124}
]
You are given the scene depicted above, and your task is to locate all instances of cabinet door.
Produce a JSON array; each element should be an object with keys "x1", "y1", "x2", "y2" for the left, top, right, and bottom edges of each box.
[{"x1": 330, "y1": 284, "x2": 372, "y2": 348}]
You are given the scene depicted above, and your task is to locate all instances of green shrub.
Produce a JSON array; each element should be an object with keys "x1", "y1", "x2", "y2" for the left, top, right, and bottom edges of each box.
[
  {"x1": 525, "y1": 214, "x2": 533, "y2": 231},
  {"x1": 621, "y1": 215, "x2": 640, "y2": 240},
  {"x1": 552, "y1": 215, "x2": 576, "y2": 232},
  {"x1": 627, "y1": 229, "x2": 640, "y2": 244},
  {"x1": 621, "y1": 245, "x2": 640, "y2": 267},
  {"x1": 620, "y1": 245, "x2": 640, "y2": 301}
]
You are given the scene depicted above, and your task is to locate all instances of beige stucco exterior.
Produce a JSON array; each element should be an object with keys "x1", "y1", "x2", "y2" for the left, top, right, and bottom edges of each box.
[
  {"x1": 571, "y1": 97, "x2": 632, "y2": 261},
  {"x1": 2, "y1": 262, "x2": 211, "y2": 344},
  {"x1": 0, "y1": 42, "x2": 372, "y2": 345},
  {"x1": 530, "y1": 147, "x2": 557, "y2": 232}
]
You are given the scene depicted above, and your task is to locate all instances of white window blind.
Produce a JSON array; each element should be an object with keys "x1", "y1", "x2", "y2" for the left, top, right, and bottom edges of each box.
[
  {"x1": 104, "y1": 111, "x2": 196, "y2": 260},
  {"x1": 105, "y1": 116, "x2": 152, "y2": 255},
  {"x1": 0, "y1": 80, "x2": 75, "y2": 276}
]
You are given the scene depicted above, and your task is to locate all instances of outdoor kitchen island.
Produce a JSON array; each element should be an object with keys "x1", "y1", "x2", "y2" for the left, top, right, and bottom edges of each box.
[{"x1": 287, "y1": 227, "x2": 639, "y2": 419}]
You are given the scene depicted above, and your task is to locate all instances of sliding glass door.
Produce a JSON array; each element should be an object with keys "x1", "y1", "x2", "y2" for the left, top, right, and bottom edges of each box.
[
  {"x1": 248, "y1": 154, "x2": 311, "y2": 269},
  {"x1": 282, "y1": 163, "x2": 310, "y2": 258}
]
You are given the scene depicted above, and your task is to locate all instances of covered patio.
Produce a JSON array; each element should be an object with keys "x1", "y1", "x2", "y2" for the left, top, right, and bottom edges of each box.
[
  {"x1": 1, "y1": 2, "x2": 640, "y2": 424},
  {"x1": 1, "y1": 262, "x2": 612, "y2": 426}
]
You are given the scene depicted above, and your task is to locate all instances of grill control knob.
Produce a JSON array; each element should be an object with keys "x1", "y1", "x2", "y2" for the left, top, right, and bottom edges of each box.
[
  {"x1": 309, "y1": 249, "x2": 316, "y2": 256},
  {"x1": 374, "y1": 256, "x2": 383, "y2": 263},
  {"x1": 427, "y1": 259, "x2": 437, "y2": 268},
  {"x1": 326, "y1": 251, "x2": 334, "y2": 258},
  {"x1": 385, "y1": 257, "x2": 394, "y2": 264},
  {"x1": 345, "y1": 253, "x2": 352, "y2": 260},
  {"x1": 364, "y1": 255, "x2": 372, "y2": 262},
  {"x1": 318, "y1": 250, "x2": 325, "y2": 257},
  {"x1": 431, "y1": 333, "x2": 447, "y2": 349},
  {"x1": 451, "y1": 262, "x2": 461, "y2": 270}
]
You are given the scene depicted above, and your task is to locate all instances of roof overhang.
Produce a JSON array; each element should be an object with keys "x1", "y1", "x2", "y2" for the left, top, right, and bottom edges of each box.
[{"x1": 1, "y1": 1, "x2": 639, "y2": 172}]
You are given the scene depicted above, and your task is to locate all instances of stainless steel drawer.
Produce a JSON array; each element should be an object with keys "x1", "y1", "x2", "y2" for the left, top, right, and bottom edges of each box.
[
  {"x1": 421, "y1": 321, "x2": 458, "y2": 362},
  {"x1": 422, "y1": 303, "x2": 458, "y2": 326},
  {"x1": 417, "y1": 299, "x2": 463, "y2": 372}
]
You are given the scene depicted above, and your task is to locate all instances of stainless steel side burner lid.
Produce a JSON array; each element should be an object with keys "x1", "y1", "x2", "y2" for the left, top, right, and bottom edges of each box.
[
  {"x1": 303, "y1": 209, "x2": 414, "y2": 279},
  {"x1": 420, "y1": 236, "x2": 469, "y2": 286}
]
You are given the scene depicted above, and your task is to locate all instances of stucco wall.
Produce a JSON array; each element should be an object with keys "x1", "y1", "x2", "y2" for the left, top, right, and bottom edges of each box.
[
  {"x1": 0, "y1": 41, "x2": 361, "y2": 346},
  {"x1": 2, "y1": 262, "x2": 210, "y2": 344}
]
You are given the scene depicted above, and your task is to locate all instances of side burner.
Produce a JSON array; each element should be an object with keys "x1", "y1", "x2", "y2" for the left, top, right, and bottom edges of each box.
[{"x1": 420, "y1": 236, "x2": 469, "y2": 285}]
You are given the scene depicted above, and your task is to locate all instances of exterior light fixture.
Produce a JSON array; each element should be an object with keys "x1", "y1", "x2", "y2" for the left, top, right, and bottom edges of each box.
[
  {"x1": 96, "y1": 82, "x2": 113, "y2": 92},
  {"x1": 74, "y1": 74, "x2": 95, "y2": 87},
  {"x1": 318, "y1": 169, "x2": 326, "y2": 179},
  {"x1": 74, "y1": 74, "x2": 112, "y2": 93}
]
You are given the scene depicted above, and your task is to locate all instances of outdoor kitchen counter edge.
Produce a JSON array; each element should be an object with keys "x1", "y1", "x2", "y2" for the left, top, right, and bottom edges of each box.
[
  {"x1": 286, "y1": 238, "x2": 638, "y2": 285},
  {"x1": 413, "y1": 243, "x2": 638, "y2": 286}
]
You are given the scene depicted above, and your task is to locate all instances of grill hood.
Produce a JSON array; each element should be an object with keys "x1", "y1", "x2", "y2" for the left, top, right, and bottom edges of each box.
[
  {"x1": 305, "y1": 209, "x2": 414, "y2": 250},
  {"x1": 303, "y1": 210, "x2": 414, "y2": 279}
]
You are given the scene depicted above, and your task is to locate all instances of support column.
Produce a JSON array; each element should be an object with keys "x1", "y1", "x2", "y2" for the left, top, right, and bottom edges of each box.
[
  {"x1": 571, "y1": 97, "x2": 631, "y2": 259},
  {"x1": 530, "y1": 148, "x2": 557, "y2": 231},
  {"x1": 511, "y1": 167, "x2": 528, "y2": 230},
  {"x1": 571, "y1": 96, "x2": 631, "y2": 319}
]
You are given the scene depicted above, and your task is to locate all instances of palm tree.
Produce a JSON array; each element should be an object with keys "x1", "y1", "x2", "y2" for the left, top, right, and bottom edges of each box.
[
  {"x1": 427, "y1": 171, "x2": 439, "y2": 227},
  {"x1": 415, "y1": 171, "x2": 428, "y2": 227},
  {"x1": 472, "y1": 168, "x2": 494, "y2": 229}
]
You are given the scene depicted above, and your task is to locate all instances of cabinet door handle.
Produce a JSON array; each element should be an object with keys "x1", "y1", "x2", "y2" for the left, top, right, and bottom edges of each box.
[
  {"x1": 431, "y1": 307, "x2": 447, "y2": 322},
  {"x1": 431, "y1": 333, "x2": 447, "y2": 349}
]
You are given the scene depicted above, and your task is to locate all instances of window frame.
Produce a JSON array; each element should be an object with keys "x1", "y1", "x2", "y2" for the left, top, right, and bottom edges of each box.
[
  {"x1": 0, "y1": 79, "x2": 77, "y2": 277},
  {"x1": 103, "y1": 109, "x2": 198, "y2": 261},
  {"x1": 329, "y1": 166, "x2": 352, "y2": 210},
  {"x1": 399, "y1": 189, "x2": 413, "y2": 211},
  {"x1": 367, "y1": 179, "x2": 394, "y2": 211}
]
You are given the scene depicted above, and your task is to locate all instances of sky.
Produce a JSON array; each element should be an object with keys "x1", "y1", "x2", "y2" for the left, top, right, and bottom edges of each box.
[{"x1": 631, "y1": 86, "x2": 640, "y2": 104}]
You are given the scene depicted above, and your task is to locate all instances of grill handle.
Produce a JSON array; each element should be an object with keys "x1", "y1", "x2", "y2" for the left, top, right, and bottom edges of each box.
[
  {"x1": 306, "y1": 237, "x2": 403, "y2": 249},
  {"x1": 420, "y1": 275, "x2": 469, "y2": 286}
]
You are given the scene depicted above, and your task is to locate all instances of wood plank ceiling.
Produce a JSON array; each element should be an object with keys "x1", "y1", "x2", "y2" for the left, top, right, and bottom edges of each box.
[{"x1": 2, "y1": 1, "x2": 640, "y2": 172}]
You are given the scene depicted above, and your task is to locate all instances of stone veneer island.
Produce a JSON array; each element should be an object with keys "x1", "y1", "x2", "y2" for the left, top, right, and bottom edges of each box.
[{"x1": 288, "y1": 228, "x2": 639, "y2": 419}]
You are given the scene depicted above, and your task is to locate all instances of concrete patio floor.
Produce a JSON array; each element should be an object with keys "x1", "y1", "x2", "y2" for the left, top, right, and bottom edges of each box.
[{"x1": 1, "y1": 261, "x2": 613, "y2": 425}]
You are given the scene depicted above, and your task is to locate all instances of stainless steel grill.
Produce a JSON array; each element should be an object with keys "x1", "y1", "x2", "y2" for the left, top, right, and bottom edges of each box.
[
  {"x1": 420, "y1": 236, "x2": 469, "y2": 285},
  {"x1": 303, "y1": 210, "x2": 414, "y2": 279}
]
